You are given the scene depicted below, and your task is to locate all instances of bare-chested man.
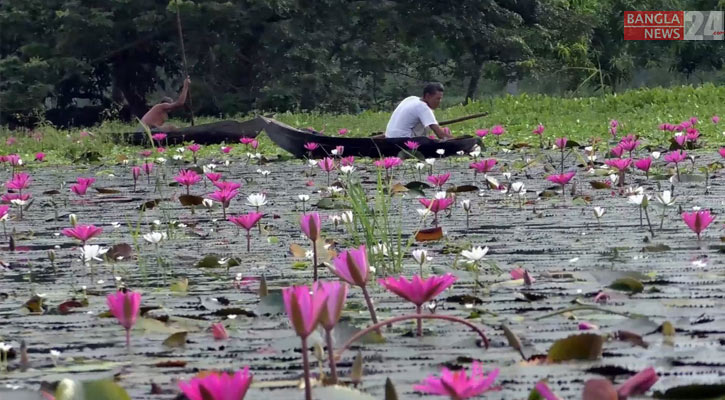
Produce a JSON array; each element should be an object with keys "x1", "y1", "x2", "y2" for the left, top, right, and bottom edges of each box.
[{"x1": 140, "y1": 76, "x2": 191, "y2": 131}]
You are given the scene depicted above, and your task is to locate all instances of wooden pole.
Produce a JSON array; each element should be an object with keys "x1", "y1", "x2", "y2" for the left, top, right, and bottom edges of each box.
[
  {"x1": 175, "y1": 0, "x2": 195, "y2": 126},
  {"x1": 438, "y1": 112, "x2": 488, "y2": 126}
]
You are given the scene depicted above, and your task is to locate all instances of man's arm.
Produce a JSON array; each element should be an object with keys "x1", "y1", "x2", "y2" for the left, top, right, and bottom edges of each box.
[
  {"x1": 167, "y1": 76, "x2": 191, "y2": 110},
  {"x1": 429, "y1": 124, "x2": 453, "y2": 140}
]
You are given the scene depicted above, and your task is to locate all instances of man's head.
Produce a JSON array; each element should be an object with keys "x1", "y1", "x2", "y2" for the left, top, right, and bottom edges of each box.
[
  {"x1": 160, "y1": 96, "x2": 174, "y2": 104},
  {"x1": 422, "y1": 82, "x2": 444, "y2": 109}
]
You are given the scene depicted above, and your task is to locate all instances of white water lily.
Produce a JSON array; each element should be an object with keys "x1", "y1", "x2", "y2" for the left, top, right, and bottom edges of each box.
[
  {"x1": 469, "y1": 149, "x2": 481, "y2": 158},
  {"x1": 341, "y1": 210, "x2": 353, "y2": 224},
  {"x1": 10, "y1": 199, "x2": 27, "y2": 206},
  {"x1": 172, "y1": 154, "x2": 183, "y2": 161},
  {"x1": 298, "y1": 194, "x2": 310, "y2": 202},
  {"x1": 510, "y1": 181, "x2": 525, "y2": 193},
  {"x1": 256, "y1": 169, "x2": 271, "y2": 176},
  {"x1": 425, "y1": 158, "x2": 436, "y2": 166},
  {"x1": 434, "y1": 191, "x2": 448, "y2": 200},
  {"x1": 415, "y1": 162, "x2": 426, "y2": 170},
  {"x1": 308, "y1": 159, "x2": 318, "y2": 167},
  {"x1": 371, "y1": 243, "x2": 389, "y2": 256},
  {"x1": 247, "y1": 193, "x2": 267, "y2": 207},
  {"x1": 460, "y1": 199, "x2": 471, "y2": 211},
  {"x1": 340, "y1": 165, "x2": 355, "y2": 174},
  {"x1": 417, "y1": 208, "x2": 432, "y2": 218},
  {"x1": 329, "y1": 214, "x2": 342, "y2": 224},
  {"x1": 203, "y1": 164, "x2": 217, "y2": 173},
  {"x1": 651, "y1": 151, "x2": 661, "y2": 160},
  {"x1": 593, "y1": 206, "x2": 606, "y2": 218},
  {"x1": 456, "y1": 150, "x2": 465, "y2": 156},
  {"x1": 436, "y1": 149, "x2": 445, "y2": 155},
  {"x1": 143, "y1": 231, "x2": 167, "y2": 244},
  {"x1": 331, "y1": 149, "x2": 339, "y2": 156},
  {"x1": 80, "y1": 245, "x2": 109, "y2": 263},
  {"x1": 202, "y1": 198, "x2": 214, "y2": 208},
  {"x1": 461, "y1": 246, "x2": 488, "y2": 262},
  {"x1": 327, "y1": 186, "x2": 343, "y2": 194},
  {"x1": 502, "y1": 172, "x2": 512, "y2": 180},
  {"x1": 176, "y1": 147, "x2": 186, "y2": 153},
  {"x1": 412, "y1": 249, "x2": 431, "y2": 265},
  {"x1": 625, "y1": 186, "x2": 644, "y2": 196},
  {"x1": 655, "y1": 190, "x2": 676, "y2": 207},
  {"x1": 628, "y1": 193, "x2": 651, "y2": 206},
  {"x1": 155, "y1": 157, "x2": 167, "y2": 164},
  {"x1": 0, "y1": 342, "x2": 12, "y2": 352}
]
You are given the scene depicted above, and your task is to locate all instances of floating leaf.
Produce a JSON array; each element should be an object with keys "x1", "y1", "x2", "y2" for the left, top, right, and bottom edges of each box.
[
  {"x1": 654, "y1": 384, "x2": 725, "y2": 399},
  {"x1": 661, "y1": 321, "x2": 675, "y2": 337},
  {"x1": 445, "y1": 294, "x2": 484, "y2": 305},
  {"x1": 547, "y1": 333, "x2": 603, "y2": 363},
  {"x1": 138, "y1": 199, "x2": 162, "y2": 211},
  {"x1": 57, "y1": 300, "x2": 85, "y2": 315},
  {"x1": 211, "y1": 307, "x2": 255, "y2": 318},
  {"x1": 81, "y1": 379, "x2": 131, "y2": 400},
  {"x1": 290, "y1": 243, "x2": 307, "y2": 258},
  {"x1": 385, "y1": 378, "x2": 399, "y2": 400},
  {"x1": 405, "y1": 181, "x2": 431, "y2": 191},
  {"x1": 162, "y1": 331, "x2": 188, "y2": 348},
  {"x1": 350, "y1": 351, "x2": 363, "y2": 384},
  {"x1": 169, "y1": 278, "x2": 189, "y2": 293},
  {"x1": 415, "y1": 227, "x2": 443, "y2": 242},
  {"x1": 609, "y1": 277, "x2": 644, "y2": 294},
  {"x1": 447, "y1": 185, "x2": 479, "y2": 193},
  {"x1": 643, "y1": 244, "x2": 671, "y2": 253},
  {"x1": 107, "y1": 243, "x2": 133, "y2": 261},
  {"x1": 590, "y1": 181, "x2": 611, "y2": 190},
  {"x1": 390, "y1": 183, "x2": 408, "y2": 194},
  {"x1": 94, "y1": 187, "x2": 121, "y2": 194},
  {"x1": 616, "y1": 330, "x2": 649, "y2": 349},
  {"x1": 179, "y1": 194, "x2": 204, "y2": 206},
  {"x1": 23, "y1": 295, "x2": 45, "y2": 314},
  {"x1": 195, "y1": 254, "x2": 221, "y2": 268},
  {"x1": 316, "y1": 197, "x2": 349, "y2": 210},
  {"x1": 154, "y1": 360, "x2": 187, "y2": 368},
  {"x1": 582, "y1": 379, "x2": 617, "y2": 400},
  {"x1": 43, "y1": 189, "x2": 61, "y2": 195}
]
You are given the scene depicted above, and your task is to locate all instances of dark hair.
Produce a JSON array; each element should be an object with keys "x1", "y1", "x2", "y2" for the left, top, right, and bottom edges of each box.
[{"x1": 423, "y1": 82, "x2": 444, "y2": 97}]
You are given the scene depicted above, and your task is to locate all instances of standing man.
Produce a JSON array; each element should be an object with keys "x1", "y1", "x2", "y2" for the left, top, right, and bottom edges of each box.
[
  {"x1": 140, "y1": 76, "x2": 191, "y2": 131},
  {"x1": 385, "y1": 82, "x2": 453, "y2": 140}
]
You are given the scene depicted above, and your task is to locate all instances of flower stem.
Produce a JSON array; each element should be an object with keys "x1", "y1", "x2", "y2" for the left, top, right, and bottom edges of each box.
[
  {"x1": 643, "y1": 207, "x2": 655, "y2": 237},
  {"x1": 334, "y1": 314, "x2": 489, "y2": 361},
  {"x1": 360, "y1": 285, "x2": 380, "y2": 334},
  {"x1": 301, "y1": 336, "x2": 312, "y2": 400},
  {"x1": 325, "y1": 329, "x2": 338, "y2": 383},
  {"x1": 246, "y1": 231, "x2": 251, "y2": 252},
  {"x1": 125, "y1": 328, "x2": 131, "y2": 351},
  {"x1": 416, "y1": 305, "x2": 422, "y2": 337},
  {"x1": 312, "y1": 241, "x2": 318, "y2": 281}
]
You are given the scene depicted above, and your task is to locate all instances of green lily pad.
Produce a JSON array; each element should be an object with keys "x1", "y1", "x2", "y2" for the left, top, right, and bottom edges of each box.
[
  {"x1": 654, "y1": 384, "x2": 725, "y2": 399},
  {"x1": 547, "y1": 333, "x2": 603, "y2": 362},
  {"x1": 609, "y1": 277, "x2": 644, "y2": 293}
]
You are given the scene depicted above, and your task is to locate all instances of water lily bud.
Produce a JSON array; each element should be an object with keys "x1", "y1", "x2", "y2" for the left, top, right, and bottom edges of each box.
[
  {"x1": 47, "y1": 250, "x2": 56, "y2": 262},
  {"x1": 69, "y1": 214, "x2": 77, "y2": 227}
]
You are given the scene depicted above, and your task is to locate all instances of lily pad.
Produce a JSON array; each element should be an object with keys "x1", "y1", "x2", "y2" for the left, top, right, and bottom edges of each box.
[
  {"x1": 195, "y1": 254, "x2": 222, "y2": 268},
  {"x1": 547, "y1": 333, "x2": 603, "y2": 362},
  {"x1": 609, "y1": 277, "x2": 644, "y2": 294},
  {"x1": 415, "y1": 227, "x2": 443, "y2": 242},
  {"x1": 162, "y1": 331, "x2": 188, "y2": 348},
  {"x1": 316, "y1": 197, "x2": 350, "y2": 210},
  {"x1": 94, "y1": 187, "x2": 121, "y2": 194},
  {"x1": 179, "y1": 194, "x2": 204, "y2": 206},
  {"x1": 654, "y1": 384, "x2": 725, "y2": 399}
]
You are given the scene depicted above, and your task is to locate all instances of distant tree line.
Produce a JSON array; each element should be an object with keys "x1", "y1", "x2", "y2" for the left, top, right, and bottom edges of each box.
[{"x1": 1, "y1": 0, "x2": 723, "y2": 127}]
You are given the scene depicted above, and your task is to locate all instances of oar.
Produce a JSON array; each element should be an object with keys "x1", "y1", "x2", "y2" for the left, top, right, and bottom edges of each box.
[
  {"x1": 438, "y1": 112, "x2": 488, "y2": 126},
  {"x1": 174, "y1": 0, "x2": 195, "y2": 126}
]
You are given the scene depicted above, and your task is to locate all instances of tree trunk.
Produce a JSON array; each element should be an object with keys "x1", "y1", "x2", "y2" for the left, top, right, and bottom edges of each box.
[{"x1": 464, "y1": 62, "x2": 483, "y2": 105}]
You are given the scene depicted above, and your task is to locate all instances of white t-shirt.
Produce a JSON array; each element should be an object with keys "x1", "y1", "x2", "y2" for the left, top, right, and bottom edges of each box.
[{"x1": 385, "y1": 96, "x2": 437, "y2": 138}]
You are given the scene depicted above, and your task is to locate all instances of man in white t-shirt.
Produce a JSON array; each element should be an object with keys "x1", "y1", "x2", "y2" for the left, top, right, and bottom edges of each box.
[{"x1": 385, "y1": 82, "x2": 453, "y2": 140}]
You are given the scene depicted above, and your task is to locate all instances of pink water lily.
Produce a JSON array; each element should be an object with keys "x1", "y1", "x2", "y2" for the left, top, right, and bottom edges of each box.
[
  {"x1": 2, "y1": 193, "x2": 30, "y2": 204},
  {"x1": 619, "y1": 135, "x2": 640, "y2": 153},
  {"x1": 338, "y1": 128, "x2": 348, "y2": 135},
  {"x1": 475, "y1": 129, "x2": 488, "y2": 137},
  {"x1": 303, "y1": 142, "x2": 319, "y2": 151},
  {"x1": 332, "y1": 245, "x2": 379, "y2": 327},
  {"x1": 604, "y1": 158, "x2": 631, "y2": 171},
  {"x1": 610, "y1": 144, "x2": 625, "y2": 158},
  {"x1": 405, "y1": 140, "x2": 420, "y2": 150},
  {"x1": 301, "y1": 212, "x2": 322, "y2": 280},
  {"x1": 686, "y1": 128, "x2": 700, "y2": 142},
  {"x1": 250, "y1": 139, "x2": 259, "y2": 149},
  {"x1": 673, "y1": 134, "x2": 687, "y2": 147},
  {"x1": 151, "y1": 133, "x2": 166, "y2": 143},
  {"x1": 634, "y1": 157, "x2": 652, "y2": 172},
  {"x1": 546, "y1": 171, "x2": 576, "y2": 186},
  {"x1": 374, "y1": 156, "x2": 402, "y2": 169},
  {"x1": 419, "y1": 196, "x2": 455, "y2": 226},
  {"x1": 106, "y1": 290, "x2": 141, "y2": 349},
  {"x1": 70, "y1": 183, "x2": 90, "y2": 196},
  {"x1": 379, "y1": 274, "x2": 457, "y2": 336},
  {"x1": 178, "y1": 368, "x2": 252, "y2": 400},
  {"x1": 617, "y1": 367, "x2": 658, "y2": 398},
  {"x1": 5, "y1": 173, "x2": 31, "y2": 191},
  {"x1": 131, "y1": 166, "x2": 141, "y2": 189},
  {"x1": 229, "y1": 212, "x2": 264, "y2": 251},
  {"x1": 313, "y1": 280, "x2": 348, "y2": 382},
  {"x1": 240, "y1": 137, "x2": 254, "y2": 145},
  {"x1": 62, "y1": 224, "x2": 102, "y2": 245},
  {"x1": 490, "y1": 125, "x2": 505, "y2": 136},
  {"x1": 340, "y1": 156, "x2": 355, "y2": 166},
  {"x1": 681, "y1": 210, "x2": 714, "y2": 240},
  {"x1": 187, "y1": 143, "x2": 201, "y2": 153},
  {"x1": 427, "y1": 173, "x2": 451, "y2": 188},
  {"x1": 555, "y1": 137, "x2": 567, "y2": 149},
  {"x1": 35, "y1": 152, "x2": 45, "y2": 162},
  {"x1": 719, "y1": 148, "x2": 725, "y2": 158},
  {"x1": 221, "y1": 146, "x2": 231, "y2": 154},
  {"x1": 175, "y1": 169, "x2": 201, "y2": 195},
  {"x1": 533, "y1": 124, "x2": 545, "y2": 135},
  {"x1": 205, "y1": 172, "x2": 222, "y2": 182},
  {"x1": 414, "y1": 362, "x2": 499, "y2": 399},
  {"x1": 213, "y1": 181, "x2": 242, "y2": 192},
  {"x1": 208, "y1": 188, "x2": 238, "y2": 218},
  {"x1": 470, "y1": 159, "x2": 497, "y2": 174},
  {"x1": 5, "y1": 154, "x2": 21, "y2": 166},
  {"x1": 211, "y1": 323, "x2": 229, "y2": 341},
  {"x1": 535, "y1": 381, "x2": 561, "y2": 400},
  {"x1": 713, "y1": 115, "x2": 720, "y2": 124},
  {"x1": 318, "y1": 157, "x2": 336, "y2": 185}
]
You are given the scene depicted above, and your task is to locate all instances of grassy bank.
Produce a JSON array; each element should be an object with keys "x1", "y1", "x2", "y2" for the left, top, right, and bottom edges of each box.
[{"x1": 1, "y1": 83, "x2": 725, "y2": 165}]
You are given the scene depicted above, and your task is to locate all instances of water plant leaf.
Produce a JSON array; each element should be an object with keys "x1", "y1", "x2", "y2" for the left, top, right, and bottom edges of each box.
[
  {"x1": 169, "y1": 278, "x2": 189, "y2": 293},
  {"x1": 609, "y1": 277, "x2": 644, "y2": 293},
  {"x1": 350, "y1": 350, "x2": 363, "y2": 384},
  {"x1": 94, "y1": 187, "x2": 121, "y2": 194},
  {"x1": 502, "y1": 324, "x2": 525, "y2": 359},
  {"x1": 661, "y1": 321, "x2": 675, "y2": 337},
  {"x1": 385, "y1": 378, "x2": 399, "y2": 400},
  {"x1": 138, "y1": 199, "x2": 162, "y2": 211},
  {"x1": 445, "y1": 294, "x2": 484, "y2": 305},
  {"x1": 547, "y1": 333, "x2": 604, "y2": 363},
  {"x1": 415, "y1": 227, "x2": 443, "y2": 242},
  {"x1": 582, "y1": 379, "x2": 617, "y2": 400},
  {"x1": 390, "y1": 183, "x2": 408, "y2": 194},
  {"x1": 107, "y1": 243, "x2": 133, "y2": 261},
  {"x1": 179, "y1": 194, "x2": 204, "y2": 206},
  {"x1": 316, "y1": 197, "x2": 349, "y2": 210},
  {"x1": 589, "y1": 181, "x2": 611, "y2": 190},
  {"x1": 653, "y1": 384, "x2": 725, "y2": 399},
  {"x1": 57, "y1": 300, "x2": 85, "y2": 315},
  {"x1": 447, "y1": 185, "x2": 479, "y2": 193},
  {"x1": 211, "y1": 307, "x2": 256, "y2": 318},
  {"x1": 195, "y1": 254, "x2": 221, "y2": 268},
  {"x1": 23, "y1": 295, "x2": 45, "y2": 314},
  {"x1": 162, "y1": 331, "x2": 188, "y2": 348},
  {"x1": 615, "y1": 330, "x2": 649, "y2": 348},
  {"x1": 43, "y1": 189, "x2": 61, "y2": 195},
  {"x1": 82, "y1": 379, "x2": 131, "y2": 400},
  {"x1": 642, "y1": 244, "x2": 671, "y2": 253},
  {"x1": 290, "y1": 243, "x2": 307, "y2": 258},
  {"x1": 258, "y1": 274, "x2": 268, "y2": 297},
  {"x1": 405, "y1": 181, "x2": 431, "y2": 191}
]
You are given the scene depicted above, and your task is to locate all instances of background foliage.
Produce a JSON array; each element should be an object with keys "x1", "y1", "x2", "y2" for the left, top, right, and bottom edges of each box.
[{"x1": 1, "y1": 0, "x2": 724, "y2": 127}]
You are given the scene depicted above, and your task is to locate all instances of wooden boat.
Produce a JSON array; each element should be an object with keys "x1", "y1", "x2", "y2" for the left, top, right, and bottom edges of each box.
[
  {"x1": 124, "y1": 117, "x2": 268, "y2": 145},
  {"x1": 261, "y1": 117, "x2": 478, "y2": 158}
]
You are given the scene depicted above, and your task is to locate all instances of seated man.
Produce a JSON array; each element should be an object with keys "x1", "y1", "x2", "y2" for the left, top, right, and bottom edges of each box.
[
  {"x1": 385, "y1": 82, "x2": 453, "y2": 140},
  {"x1": 140, "y1": 76, "x2": 191, "y2": 131}
]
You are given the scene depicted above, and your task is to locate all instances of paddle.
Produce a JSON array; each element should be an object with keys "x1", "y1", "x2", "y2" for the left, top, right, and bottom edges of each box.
[
  {"x1": 370, "y1": 111, "x2": 489, "y2": 136},
  {"x1": 174, "y1": 0, "x2": 195, "y2": 126}
]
